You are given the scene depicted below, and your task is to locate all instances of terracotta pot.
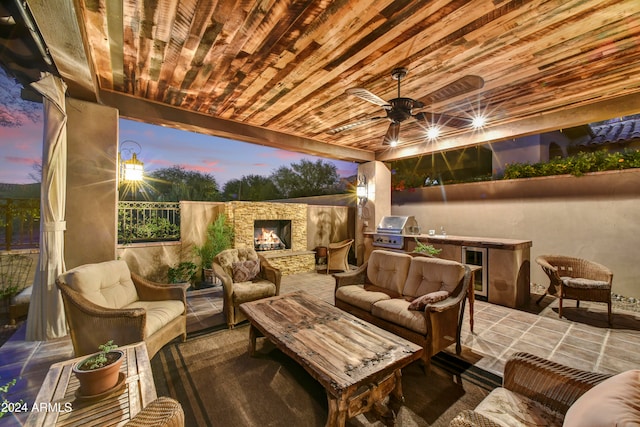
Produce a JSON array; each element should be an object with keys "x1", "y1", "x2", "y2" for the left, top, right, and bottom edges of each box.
[{"x1": 72, "y1": 350, "x2": 124, "y2": 396}]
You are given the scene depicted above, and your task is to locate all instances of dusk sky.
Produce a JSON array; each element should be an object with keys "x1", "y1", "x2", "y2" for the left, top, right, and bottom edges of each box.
[{"x1": 0, "y1": 70, "x2": 358, "y2": 186}]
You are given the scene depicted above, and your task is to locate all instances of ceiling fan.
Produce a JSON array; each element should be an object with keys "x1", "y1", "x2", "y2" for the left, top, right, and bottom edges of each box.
[{"x1": 328, "y1": 68, "x2": 484, "y2": 146}]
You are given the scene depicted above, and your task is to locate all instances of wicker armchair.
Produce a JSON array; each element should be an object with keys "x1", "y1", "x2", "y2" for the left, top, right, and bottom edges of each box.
[
  {"x1": 535, "y1": 255, "x2": 613, "y2": 325},
  {"x1": 449, "y1": 352, "x2": 612, "y2": 427},
  {"x1": 326, "y1": 239, "x2": 353, "y2": 273},
  {"x1": 56, "y1": 260, "x2": 188, "y2": 358},
  {"x1": 212, "y1": 248, "x2": 281, "y2": 328}
]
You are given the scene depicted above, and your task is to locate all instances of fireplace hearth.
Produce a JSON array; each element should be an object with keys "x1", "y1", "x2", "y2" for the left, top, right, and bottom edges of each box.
[{"x1": 254, "y1": 220, "x2": 291, "y2": 251}]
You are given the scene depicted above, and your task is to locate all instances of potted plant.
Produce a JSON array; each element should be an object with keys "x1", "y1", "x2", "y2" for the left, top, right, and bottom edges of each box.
[
  {"x1": 194, "y1": 213, "x2": 234, "y2": 285},
  {"x1": 72, "y1": 340, "x2": 123, "y2": 396},
  {"x1": 168, "y1": 261, "x2": 198, "y2": 285},
  {"x1": 413, "y1": 238, "x2": 442, "y2": 257}
]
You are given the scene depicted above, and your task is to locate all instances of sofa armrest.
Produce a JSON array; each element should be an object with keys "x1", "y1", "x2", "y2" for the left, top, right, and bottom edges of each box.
[
  {"x1": 132, "y1": 273, "x2": 188, "y2": 306},
  {"x1": 504, "y1": 352, "x2": 612, "y2": 414},
  {"x1": 333, "y1": 262, "x2": 367, "y2": 289},
  {"x1": 212, "y1": 262, "x2": 234, "y2": 300},
  {"x1": 449, "y1": 409, "x2": 503, "y2": 427},
  {"x1": 424, "y1": 266, "x2": 470, "y2": 313}
]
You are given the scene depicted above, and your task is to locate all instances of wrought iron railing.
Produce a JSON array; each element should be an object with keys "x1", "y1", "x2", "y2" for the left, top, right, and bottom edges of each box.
[
  {"x1": 118, "y1": 201, "x2": 181, "y2": 244},
  {"x1": 0, "y1": 198, "x2": 40, "y2": 251}
]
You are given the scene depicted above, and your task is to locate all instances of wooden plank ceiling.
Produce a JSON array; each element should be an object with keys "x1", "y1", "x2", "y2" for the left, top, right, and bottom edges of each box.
[{"x1": 32, "y1": 0, "x2": 640, "y2": 161}]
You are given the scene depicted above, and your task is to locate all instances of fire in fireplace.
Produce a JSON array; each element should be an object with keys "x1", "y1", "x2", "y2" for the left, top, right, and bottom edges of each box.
[{"x1": 254, "y1": 220, "x2": 291, "y2": 251}]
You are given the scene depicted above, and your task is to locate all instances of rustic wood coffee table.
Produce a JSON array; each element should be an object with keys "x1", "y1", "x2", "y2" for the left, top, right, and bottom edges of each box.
[{"x1": 240, "y1": 291, "x2": 423, "y2": 427}]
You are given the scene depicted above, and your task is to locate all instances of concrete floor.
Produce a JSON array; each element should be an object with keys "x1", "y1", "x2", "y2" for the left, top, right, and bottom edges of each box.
[{"x1": 2, "y1": 270, "x2": 639, "y2": 426}]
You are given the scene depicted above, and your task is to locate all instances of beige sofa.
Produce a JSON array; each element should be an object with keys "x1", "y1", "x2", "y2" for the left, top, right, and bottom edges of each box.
[
  {"x1": 334, "y1": 249, "x2": 470, "y2": 368},
  {"x1": 57, "y1": 260, "x2": 187, "y2": 358},
  {"x1": 449, "y1": 352, "x2": 640, "y2": 427}
]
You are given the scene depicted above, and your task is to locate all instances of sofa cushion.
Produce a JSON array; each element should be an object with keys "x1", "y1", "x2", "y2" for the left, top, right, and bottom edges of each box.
[
  {"x1": 403, "y1": 257, "x2": 465, "y2": 297},
  {"x1": 232, "y1": 280, "x2": 276, "y2": 305},
  {"x1": 232, "y1": 259, "x2": 260, "y2": 282},
  {"x1": 335, "y1": 284, "x2": 393, "y2": 312},
  {"x1": 366, "y1": 251, "x2": 412, "y2": 294},
  {"x1": 371, "y1": 298, "x2": 427, "y2": 335},
  {"x1": 126, "y1": 300, "x2": 185, "y2": 337},
  {"x1": 563, "y1": 369, "x2": 640, "y2": 427},
  {"x1": 475, "y1": 387, "x2": 564, "y2": 427},
  {"x1": 62, "y1": 260, "x2": 139, "y2": 309},
  {"x1": 408, "y1": 290, "x2": 450, "y2": 311}
]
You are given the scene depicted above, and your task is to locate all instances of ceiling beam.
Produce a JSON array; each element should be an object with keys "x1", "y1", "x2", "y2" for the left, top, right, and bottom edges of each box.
[
  {"x1": 377, "y1": 93, "x2": 640, "y2": 162},
  {"x1": 99, "y1": 90, "x2": 375, "y2": 163}
]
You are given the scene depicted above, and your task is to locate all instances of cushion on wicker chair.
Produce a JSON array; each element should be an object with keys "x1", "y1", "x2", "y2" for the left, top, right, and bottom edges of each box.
[
  {"x1": 475, "y1": 387, "x2": 564, "y2": 427},
  {"x1": 560, "y1": 276, "x2": 610, "y2": 290},
  {"x1": 64, "y1": 260, "x2": 139, "y2": 308},
  {"x1": 231, "y1": 280, "x2": 276, "y2": 304},
  {"x1": 563, "y1": 369, "x2": 640, "y2": 427},
  {"x1": 125, "y1": 300, "x2": 186, "y2": 336},
  {"x1": 232, "y1": 259, "x2": 260, "y2": 282}
]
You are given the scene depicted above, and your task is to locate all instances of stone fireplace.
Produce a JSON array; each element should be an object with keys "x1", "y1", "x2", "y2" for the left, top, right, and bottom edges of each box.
[{"x1": 224, "y1": 201, "x2": 314, "y2": 275}]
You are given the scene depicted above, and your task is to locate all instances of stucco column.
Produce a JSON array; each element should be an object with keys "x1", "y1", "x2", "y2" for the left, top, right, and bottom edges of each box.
[
  {"x1": 355, "y1": 161, "x2": 391, "y2": 265},
  {"x1": 64, "y1": 98, "x2": 119, "y2": 268}
]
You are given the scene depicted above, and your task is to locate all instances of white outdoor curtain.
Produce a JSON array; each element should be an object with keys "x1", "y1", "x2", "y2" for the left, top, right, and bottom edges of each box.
[{"x1": 25, "y1": 73, "x2": 69, "y2": 341}]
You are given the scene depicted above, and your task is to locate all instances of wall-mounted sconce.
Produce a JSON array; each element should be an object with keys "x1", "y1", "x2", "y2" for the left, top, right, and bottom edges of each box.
[
  {"x1": 357, "y1": 175, "x2": 368, "y2": 218},
  {"x1": 356, "y1": 175, "x2": 368, "y2": 206},
  {"x1": 119, "y1": 140, "x2": 144, "y2": 182}
]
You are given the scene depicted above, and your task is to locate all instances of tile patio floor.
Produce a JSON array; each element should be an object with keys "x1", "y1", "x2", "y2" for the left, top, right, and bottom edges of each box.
[{"x1": 2, "y1": 270, "x2": 639, "y2": 426}]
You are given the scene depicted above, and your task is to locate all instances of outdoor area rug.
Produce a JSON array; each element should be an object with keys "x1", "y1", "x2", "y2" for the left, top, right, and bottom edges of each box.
[{"x1": 151, "y1": 326, "x2": 501, "y2": 426}]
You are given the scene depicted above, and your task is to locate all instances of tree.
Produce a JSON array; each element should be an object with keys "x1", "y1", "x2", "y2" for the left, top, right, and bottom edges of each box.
[
  {"x1": 270, "y1": 159, "x2": 341, "y2": 198},
  {"x1": 222, "y1": 175, "x2": 281, "y2": 201},
  {"x1": 147, "y1": 166, "x2": 221, "y2": 201},
  {"x1": 0, "y1": 68, "x2": 41, "y2": 128}
]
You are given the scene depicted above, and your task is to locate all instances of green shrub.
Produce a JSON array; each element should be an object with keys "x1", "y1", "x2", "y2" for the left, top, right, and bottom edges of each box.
[{"x1": 502, "y1": 149, "x2": 640, "y2": 179}]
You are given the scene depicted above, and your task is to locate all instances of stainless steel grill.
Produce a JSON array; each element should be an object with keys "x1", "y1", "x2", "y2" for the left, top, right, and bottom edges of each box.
[{"x1": 372, "y1": 216, "x2": 419, "y2": 249}]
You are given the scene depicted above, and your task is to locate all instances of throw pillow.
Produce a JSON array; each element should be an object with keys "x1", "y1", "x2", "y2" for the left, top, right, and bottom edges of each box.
[
  {"x1": 232, "y1": 259, "x2": 260, "y2": 282},
  {"x1": 408, "y1": 290, "x2": 450, "y2": 311},
  {"x1": 563, "y1": 369, "x2": 640, "y2": 427}
]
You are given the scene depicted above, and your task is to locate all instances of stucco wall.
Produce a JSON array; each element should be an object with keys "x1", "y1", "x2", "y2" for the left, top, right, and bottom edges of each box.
[
  {"x1": 392, "y1": 169, "x2": 640, "y2": 298},
  {"x1": 65, "y1": 98, "x2": 119, "y2": 269}
]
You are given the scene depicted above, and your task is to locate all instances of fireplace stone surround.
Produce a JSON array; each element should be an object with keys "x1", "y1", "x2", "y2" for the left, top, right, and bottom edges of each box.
[{"x1": 225, "y1": 201, "x2": 315, "y2": 275}]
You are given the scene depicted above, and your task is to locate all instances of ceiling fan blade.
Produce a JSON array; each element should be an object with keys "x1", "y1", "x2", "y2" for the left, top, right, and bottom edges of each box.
[
  {"x1": 346, "y1": 88, "x2": 390, "y2": 108},
  {"x1": 327, "y1": 116, "x2": 386, "y2": 134},
  {"x1": 382, "y1": 122, "x2": 400, "y2": 145},
  {"x1": 420, "y1": 75, "x2": 484, "y2": 104},
  {"x1": 415, "y1": 111, "x2": 471, "y2": 129}
]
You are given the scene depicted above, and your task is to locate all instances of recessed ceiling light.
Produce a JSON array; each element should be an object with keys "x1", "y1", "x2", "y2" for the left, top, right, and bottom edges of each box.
[
  {"x1": 427, "y1": 126, "x2": 440, "y2": 140},
  {"x1": 472, "y1": 115, "x2": 487, "y2": 128}
]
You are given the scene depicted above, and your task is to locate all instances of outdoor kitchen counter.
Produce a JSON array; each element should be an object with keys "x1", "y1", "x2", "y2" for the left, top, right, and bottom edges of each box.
[{"x1": 410, "y1": 234, "x2": 532, "y2": 250}]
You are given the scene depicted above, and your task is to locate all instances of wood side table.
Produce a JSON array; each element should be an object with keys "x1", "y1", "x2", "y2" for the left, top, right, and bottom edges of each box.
[{"x1": 26, "y1": 342, "x2": 157, "y2": 427}]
